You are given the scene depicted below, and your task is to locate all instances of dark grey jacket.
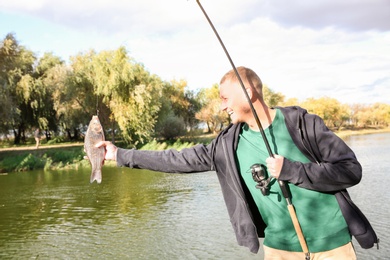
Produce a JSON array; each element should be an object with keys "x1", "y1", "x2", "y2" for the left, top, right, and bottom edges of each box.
[{"x1": 117, "y1": 106, "x2": 378, "y2": 253}]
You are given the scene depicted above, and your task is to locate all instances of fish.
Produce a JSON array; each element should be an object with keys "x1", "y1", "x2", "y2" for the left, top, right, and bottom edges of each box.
[{"x1": 84, "y1": 115, "x2": 105, "y2": 184}]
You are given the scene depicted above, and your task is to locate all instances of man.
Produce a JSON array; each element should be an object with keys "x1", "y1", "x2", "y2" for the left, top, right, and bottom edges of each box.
[{"x1": 96, "y1": 67, "x2": 377, "y2": 259}]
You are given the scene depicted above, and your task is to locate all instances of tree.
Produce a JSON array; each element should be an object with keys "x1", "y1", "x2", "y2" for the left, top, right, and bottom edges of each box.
[
  {"x1": 196, "y1": 84, "x2": 229, "y2": 133},
  {"x1": 183, "y1": 89, "x2": 203, "y2": 131},
  {"x1": 372, "y1": 103, "x2": 390, "y2": 126},
  {"x1": 280, "y1": 98, "x2": 300, "y2": 107},
  {"x1": 301, "y1": 97, "x2": 350, "y2": 130},
  {"x1": 154, "y1": 80, "x2": 202, "y2": 139},
  {"x1": 0, "y1": 33, "x2": 36, "y2": 144},
  {"x1": 64, "y1": 47, "x2": 163, "y2": 145},
  {"x1": 29, "y1": 53, "x2": 64, "y2": 139},
  {"x1": 94, "y1": 48, "x2": 163, "y2": 144},
  {"x1": 263, "y1": 84, "x2": 285, "y2": 107}
]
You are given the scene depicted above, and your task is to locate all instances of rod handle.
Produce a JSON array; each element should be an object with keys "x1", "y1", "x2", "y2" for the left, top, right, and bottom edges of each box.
[{"x1": 287, "y1": 204, "x2": 310, "y2": 255}]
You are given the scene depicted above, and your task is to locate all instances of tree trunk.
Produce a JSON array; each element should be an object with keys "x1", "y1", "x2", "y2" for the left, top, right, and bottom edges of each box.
[{"x1": 13, "y1": 128, "x2": 20, "y2": 145}]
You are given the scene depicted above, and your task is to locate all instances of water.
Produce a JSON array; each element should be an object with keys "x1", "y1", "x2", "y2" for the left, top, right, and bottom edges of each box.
[
  {"x1": 344, "y1": 133, "x2": 389, "y2": 260},
  {"x1": 0, "y1": 133, "x2": 389, "y2": 259}
]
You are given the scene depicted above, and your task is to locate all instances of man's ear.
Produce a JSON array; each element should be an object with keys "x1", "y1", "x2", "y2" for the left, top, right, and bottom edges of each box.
[{"x1": 245, "y1": 87, "x2": 254, "y2": 100}]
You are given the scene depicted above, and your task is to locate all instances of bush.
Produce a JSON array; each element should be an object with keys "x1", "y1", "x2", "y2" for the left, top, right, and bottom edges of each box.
[
  {"x1": 15, "y1": 153, "x2": 45, "y2": 172},
  {"x1": 140, "y1": 139, "x2": 194, "y2": 151},
  {"x1": 47, "y1": 136, "x2": 65, "y2": 145},
  {"x1": 155, "y1": 114, "x2": 187, "y2": 140}
]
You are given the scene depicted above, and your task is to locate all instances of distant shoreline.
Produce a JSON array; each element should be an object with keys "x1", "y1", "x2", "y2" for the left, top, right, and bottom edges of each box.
[
  {"x1": 334, "y1": 127, "x2": 390, "y2": 139},
  {"x1": 1, "y1": 127, "x2": 389, "y2": 153},
  {"x1": 0, "y1": 128, "x2": 389, "y2": 173},
  {"x1": 0, "y1": 142, "x2": 83, "y2": 152}
]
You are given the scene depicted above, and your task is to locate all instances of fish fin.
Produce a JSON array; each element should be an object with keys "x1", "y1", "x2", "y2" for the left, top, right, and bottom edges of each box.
[{"x1": 90, "y1": 169, "x2": 102, "y2": 184}]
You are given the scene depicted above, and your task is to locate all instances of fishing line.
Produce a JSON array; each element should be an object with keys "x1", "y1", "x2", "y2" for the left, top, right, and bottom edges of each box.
[{"x1": 96, "y1": 94, "x2": 99, "y2": 117}]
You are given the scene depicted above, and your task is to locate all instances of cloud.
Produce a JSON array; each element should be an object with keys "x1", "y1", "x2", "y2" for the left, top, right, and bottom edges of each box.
[
  {"x1": 1, "y1": 0, "x2": 389, "y2": 104},
  {"x1": 254, "y1": 0, "x2": 390, "y2": 32},
  {"x1": 0, "y1": 0, "x2": 202, "y2": 35},
  {"x1": 2, "y1": 0, "x2": 389, "y2": 35}
]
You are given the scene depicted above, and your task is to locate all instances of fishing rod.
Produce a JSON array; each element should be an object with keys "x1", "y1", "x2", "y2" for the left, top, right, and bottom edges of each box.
[{"x1": 195, "y1": 1, "x2": 310, "y2": 259}]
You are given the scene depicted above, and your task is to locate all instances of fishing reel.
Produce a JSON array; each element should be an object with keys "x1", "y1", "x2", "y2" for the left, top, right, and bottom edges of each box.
[{"x1": 250, "y1": 163, "x2": 273, "y2": 196}]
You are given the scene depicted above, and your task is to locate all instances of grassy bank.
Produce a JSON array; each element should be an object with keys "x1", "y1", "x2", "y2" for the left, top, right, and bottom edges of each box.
[
  {"x1": 0, "y1": 129, "x2": 388, "y2": 174},
  {"x1": 334, "y1": 127, "x2": 390, "y2": 139},
  {"x1": 0, "y1": 137, "x2": 215, "y2": 173},
  {"x1": 0, "y1": 146, "x2": 86, "y2": 173}
]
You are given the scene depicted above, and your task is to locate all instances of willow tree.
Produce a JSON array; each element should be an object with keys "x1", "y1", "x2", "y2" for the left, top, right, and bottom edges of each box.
[
  {"x1": 36, "y1": 53, "x2": 71, "y2": 138},
  {"x1": 95, "y1": 47, "x2": 163, "y2": 144},
  {"x1": 0, "y1": 33, "x2": 36, "y2": 143},
  {"x1": 23, "y1": 52, "x2": 63, "y2": 139},
  {"x1": 66, "y1": 47, "x2": 162, "y2": 145},
  {"x1": 59, "y1": 50, "x2": 103, "y2": 140}
]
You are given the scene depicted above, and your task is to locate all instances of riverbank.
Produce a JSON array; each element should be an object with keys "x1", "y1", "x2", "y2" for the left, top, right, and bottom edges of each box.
[
  {"x1": 0, "y1": 137, "x2": 214, "y2": 173},
  {"x1": 334, "y1": 127, "x2": 390, "y2": 139},
  {"x1": 0, "y1": 128, "x2": 389, "y2": 173}
]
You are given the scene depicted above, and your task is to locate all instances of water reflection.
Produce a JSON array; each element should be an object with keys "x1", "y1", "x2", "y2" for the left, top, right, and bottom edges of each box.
[
  {"x1": 0, "y1": 168, "x2": 249, "y2": 259},
  {"x1": 0, "y1": 133, "x2": 389, "y2": 259}
]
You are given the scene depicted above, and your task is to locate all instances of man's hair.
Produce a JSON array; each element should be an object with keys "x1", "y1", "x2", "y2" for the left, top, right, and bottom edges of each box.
[{"x1": 219, "y1": 66, "x2": 263, "y2": 96}]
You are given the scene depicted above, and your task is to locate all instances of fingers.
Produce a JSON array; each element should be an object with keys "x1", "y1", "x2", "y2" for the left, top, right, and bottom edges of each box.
[
  {"x1": 266, "y1": 155, "x2": 284, "y2": 178},
  {"x1": 265, "y1": 157, "x2": 273, "y2": 165},
  {"x1": 95, "y1": 140, "x2": 111, "y2": 148},
  {"x1": 266, "y1": 157, "x2": 276, "y2": 170},
  {"x1": 85, "y1": 141, "x2": 111, "y2": 160}
]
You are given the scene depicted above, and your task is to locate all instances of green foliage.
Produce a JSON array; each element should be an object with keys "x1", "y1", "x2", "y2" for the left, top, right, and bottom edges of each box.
[
  {"x1": 0, "y1": 33, "x2": 36, "y2": 140},
  {"x1": 156, "y1": 79, "x2": 201, "y2": 132},
  {"x1": 0, "y1": 147, "x2": 85, "y2": 173},
  {"x1": 155, "y1": 112, "x2": 187, "y2": 140},
  {"x1": 263, "y1": 84, "x2": 285, "y2": 107},
  {"x1": 1, "y1": 32, "x2": 389, "y2": 148},
  {"x1": 47, "y1": 136, "x2": 66, "y2": 145},
  {"x1": 140, "y1": 139, "x2": 168, "y2": 150},
  {"x1": 64, "y1": 48, "x2": 163, "y2": 144},
  {"x1": 196, "y1": 84, "x2": 229, "y2": 133},
  {"x1": 16, "y1": 154, "x2": 45, "y2": 172},
  {"x1": 352, "y1": 103, "x2": 390, "y2": 127},
  {"x1": 43, "y1": 157, "x2": 53, "y2": 171},
  {"x1": 301, "y1": 97, "x2": 350, "y2": 129},
  {"x1": 0, "y1": 34, "x2": 62, "y2": 144},
  {"x1": 140, "y1": 139, "x2": 195, "y2": 151},
  {"x1": 47, "y1": 148, "x2": 84, "y2": 164}
]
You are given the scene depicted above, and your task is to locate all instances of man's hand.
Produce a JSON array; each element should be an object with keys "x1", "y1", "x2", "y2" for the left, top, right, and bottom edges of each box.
[
  {"x1": 95, "y1": 141, "x2": 118, "y2": 161},
  {"x1": 266, "y1": 155, "x2": 284, "y2": 179}
]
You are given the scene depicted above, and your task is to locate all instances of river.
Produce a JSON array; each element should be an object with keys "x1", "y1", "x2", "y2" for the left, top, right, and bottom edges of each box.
[{"x1": 0, "y1": 133, "x2": 388, "y2": 259}]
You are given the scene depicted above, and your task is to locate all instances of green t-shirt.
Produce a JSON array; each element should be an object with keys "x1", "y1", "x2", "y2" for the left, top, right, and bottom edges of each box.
[{"x1": 236, "y1": 109, "x2": 351, "y2": 252}]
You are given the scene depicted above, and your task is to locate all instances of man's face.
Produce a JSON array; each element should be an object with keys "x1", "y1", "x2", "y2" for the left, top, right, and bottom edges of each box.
[{"x1": 219, "y1": 80, "x2": 251, "y2": 124}]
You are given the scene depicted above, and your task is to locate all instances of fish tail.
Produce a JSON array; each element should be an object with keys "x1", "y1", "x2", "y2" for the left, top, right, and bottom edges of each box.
[{"x1": 90, "y1": 169, "x2": 102, "y2": 184}]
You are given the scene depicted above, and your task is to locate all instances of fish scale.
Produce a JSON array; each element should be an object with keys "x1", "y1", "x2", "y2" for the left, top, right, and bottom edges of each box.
[{"x1": 84, "y1": 115, "x2": 105, "y2": 184}]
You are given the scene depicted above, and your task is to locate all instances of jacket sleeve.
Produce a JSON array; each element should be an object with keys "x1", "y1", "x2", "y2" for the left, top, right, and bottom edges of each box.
[
  {"x1": 279, "y1": 112, "x2": 362, "y2": 192},
  {"x1": 116, "y1": 143, "x2": 214, "y2": 173}
]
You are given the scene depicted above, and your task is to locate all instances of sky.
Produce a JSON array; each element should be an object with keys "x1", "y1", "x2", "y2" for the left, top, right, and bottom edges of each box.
[{"x1": 0, "y1": 0, "x2": 389, "y2": 105}]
